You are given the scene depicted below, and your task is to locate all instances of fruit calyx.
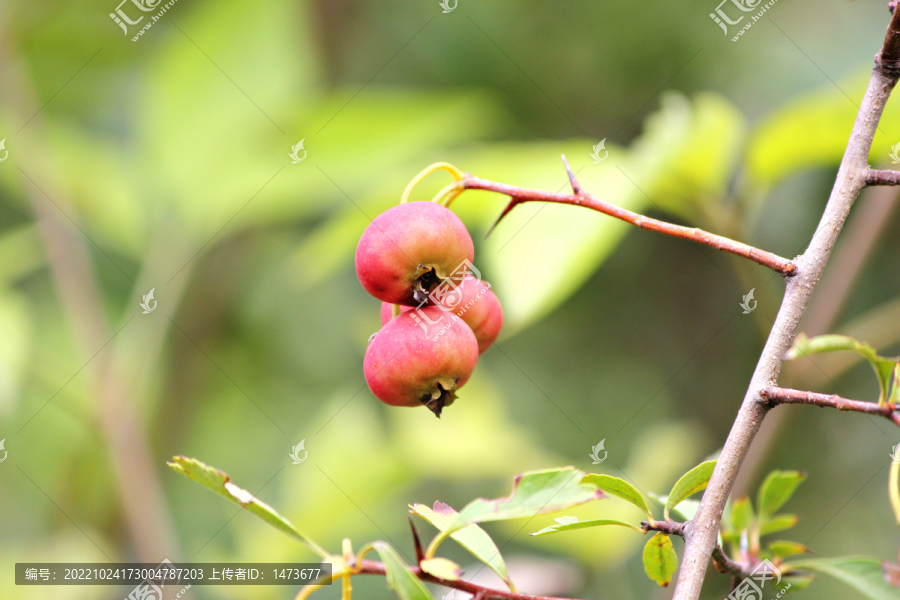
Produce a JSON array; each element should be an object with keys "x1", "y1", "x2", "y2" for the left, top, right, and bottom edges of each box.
[
  {"x1": 413, "y1": 265, "x2": 441, "y2": 304},
  {"x1": 421, "y1": 380, "x2": 458, "y2": 418}
]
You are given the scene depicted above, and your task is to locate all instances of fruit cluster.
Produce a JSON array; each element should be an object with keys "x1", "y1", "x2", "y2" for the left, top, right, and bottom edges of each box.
[{"x1": 355, "y1": 201, "x2": 503, "y2": 417}]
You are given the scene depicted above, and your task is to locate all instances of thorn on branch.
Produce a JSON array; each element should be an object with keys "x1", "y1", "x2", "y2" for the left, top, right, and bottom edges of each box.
[
  {"x1": 561, "y1": 154, "x2": 583, "y2": 195},
  {"x1": 409, "y1": 517, "x2": 425, "y2": 564},
  {"x1": 485, "y1": 196, "x2": 521, "y2": 239}
]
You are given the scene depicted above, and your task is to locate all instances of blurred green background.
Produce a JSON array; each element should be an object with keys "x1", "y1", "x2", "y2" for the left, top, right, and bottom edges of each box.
[{"x1": 1, "y1": 0, "x2": 899, "y2": 598}]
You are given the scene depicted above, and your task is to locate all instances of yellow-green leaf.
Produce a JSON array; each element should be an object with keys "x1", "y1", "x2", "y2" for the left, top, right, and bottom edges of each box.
[
  {"x1": 419, "y1": 558, "x2": 462, "y2": 581},
  {"x1": 373, "y1": 542, "x2": 435, "y2": 600},
  {"x1": 643, "y1": 532, "x2": 678, "y2": 587},
  {"x1": 530, "y1": 516, "x2": 643, "y2": 536},
  {"x1": 582, "y1": 474, "x2": 652, "y2": 519},
  {"x1": 757, "y1": 471, "x2": 806, "y2": 519},
  {"x1": 665, "y1": 461, "x2": 716, "y2": 520},
  {"x1": 168, "y1": 456, "x2": 328, "y2": 557}
]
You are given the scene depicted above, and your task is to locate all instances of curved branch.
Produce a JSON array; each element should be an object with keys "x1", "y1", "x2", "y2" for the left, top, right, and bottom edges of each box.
[
  {"x1": 762, "y1": 386, "x2": 900, "y2": 427},
  {"x1": 354, "y1": 560, "x2": 577, "y2": 600},
  {"x1": 673, "y1": 9, "x2": 900, "y2": 600},
  {"x1": 464, "y1": 175, "x2": 797, "y2": 276}
]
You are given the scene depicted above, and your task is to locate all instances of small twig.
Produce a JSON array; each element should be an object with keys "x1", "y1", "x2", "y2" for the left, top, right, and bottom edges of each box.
[
  {"x1": 641, "y1": 521, "x2": 746, "y2": 579},
  {"x1": 866, "y1": 169, "x2": 900, "y2": 186},
  {"x1": 762, "y1": 386, "x2": 900, "y2": 427},
  {"x1": 641, "y1": 520, "x2": 685, "y2": 536},
  {"x1": 464, "y1": 175, "x2": 797, "y2": 276}
]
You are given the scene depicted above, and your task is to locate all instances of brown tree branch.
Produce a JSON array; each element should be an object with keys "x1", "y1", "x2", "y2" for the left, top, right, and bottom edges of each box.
[
  {"x1": 866, "y1": 169, "x2": 900, "y2": 185},
  {"x1": 354, "y1": 560, "x2": 576, "y2": 600},
  {"x1": 672, "y1": 9, "x2": 900, "y2": 600},
  {"x1": 762, "y1": 386, "x2": 900, "y2": 426},
  {"x1": 464, "y1": 175, "x2": 797, "y2": 276}
]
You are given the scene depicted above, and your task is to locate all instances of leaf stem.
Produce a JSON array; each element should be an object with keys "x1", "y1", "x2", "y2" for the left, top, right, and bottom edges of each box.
[{"x1": 401, "y1": 162, "x2": 464, "y2": 204}]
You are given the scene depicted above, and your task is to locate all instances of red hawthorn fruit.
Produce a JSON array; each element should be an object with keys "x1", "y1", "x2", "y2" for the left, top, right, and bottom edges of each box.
[
  {"x1": 380, "y1": 276, "x2": 503, "y2": 353},
  {"x1": 355, "y1": 201, "x2": 475, "y2": 306},
  {"x1": 364, "y1": 306, "x2": 479, "y2": 417}
]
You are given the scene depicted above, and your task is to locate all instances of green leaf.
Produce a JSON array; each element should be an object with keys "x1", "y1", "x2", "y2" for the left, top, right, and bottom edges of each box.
[
  {"x1": 372, "y1": 542, "x2": 435, "y2": 600},
  {"x1": 168, "y1": 456, "x2": 328, "y2": 557},
  {"x1": 530, "y1": 516, "x2": 643, "y2": 536},
  {"x1": 410, "y1": 501, "x2": 515, "y2": 591},
  {"x1": 891, "y1": 363, "x2": 900, "y2": 404},
  {"x1": 648, "y1": 493, "x2": 699, "y2": 521},
  {"x1": 445, "y1": 467, "x2": 605, "y2": 534},
  {"x1": 757, "y1": 471, "x2": 806, "y2": 519},
  {"x1": 788, "y1": 557, "x2": 900, "y2": 600},
  {"x1": 769, "y1": 541, "x2": 808, "y2": 558},
  {"x1": 665, "y1": 461, "x2": 716, "y2": 520},
  {"x1": 642, "y1": 532, "x2": 678, "y2": 587},
  {"x1": 582, "y1": 474, "x2": 652, "y2": 518},
  {"x1": 759, "y1": 514, "x2": 800, "y2": 536},
  {"x1": 730, "y1": 496, "x2": 755, "y2": 532},
  {"x1": 787, "y1": 334, "x2": 899, "y2": 404},
  {"x1": 419, "y1": 558, "x2": 462, "y2": 581}
]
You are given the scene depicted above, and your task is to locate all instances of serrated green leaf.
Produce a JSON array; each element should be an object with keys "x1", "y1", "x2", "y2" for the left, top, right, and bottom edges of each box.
[
  {"x1": 760, "y1": 514, "x2": 800, "y2": 536},
  {"x1": 643, "y1": 532, "x2": 678, "y2": 587},
  {"x1": 757, "y1": 471, "x2": 806, "y2": 519},
  {"x1": 410, "y1": 501, "x2": 514, "y2": 591},
  {"x1": 582, "y1": 474, "x2": 652, "y2": 518},
  {"x1": 373, "y1": 542, "x2": 435, "y2": 600},
  {"x1": 168, "y1": 456, "x2": 328, "y2": 557},
  {"x1": 788, "y1": 557, "x2": 900, "y2": 600},
  {"x1": 445, "y1": 467, "x2": 605, "y2": 534},
  {"x1": 769, "y1": 541, "x2": 808, "y2": 558},
  {"x1": 787, "y1": 334, "x2": 899, "y2": 404},
  {"x1": 665, "y1": 461, "x2": 716, "y2": 520},
  {"x1": 530, "y1": 516, "x2": 643, "y2": 536},
  {"x1": 730, "y1": 496, "x2": 755, "y2": 532},
  {"x1": 419, "y1": 558, "x2": 462, "y2": 581}
]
